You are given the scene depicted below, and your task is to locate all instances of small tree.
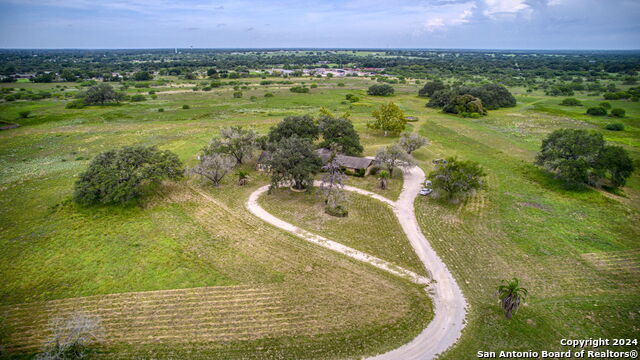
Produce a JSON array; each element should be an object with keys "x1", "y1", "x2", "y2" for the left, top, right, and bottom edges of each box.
[
  {"x1": 398, "y1": 132, "x2": 429, "y2": 154},
  {"x1": 427, "y1": 157, "x2": 486, "y2": 202},
  {"x1": 133, "y1": 71, "x2": 152, "y2": 81},
  {"x1": 190, "y1": 153, "x2": 235, "y2": 187},
  {"x1": 496, "y1": 278, "x2": 528, "y2": 319},
  {"x1": 593, "y1": 145, "x2": 635, "y2": 188},
  {"x1": 320, "y1": 150, "x2": 348, "y2": 217},
  {"x1": 375, "y1": 144, "x2": 416, "y2": 177},
  {"x1": 267, "y1": 136, "x2": 322, "y2": 190},
  {"x1": 74, "y1": 146, "x2": 183, "y2": 205},
  {"x1": 203, "y1": 126, "x2": 258, "y2": 165},
  {"x1": 83, "y1": 84, "x2": 122, "y2": 105},
  {"x1": 236, "y1": 169, "x2": 250, "y2": 186},
  {"x1": 318, "y1": 115, "x2": 363, "y2": 156},
  {"x1": 37, "y1": 312, "x2": 104, "y2": 360},
  {"x1": 378, "y1": 170, "x2": 390, "y2": 190},
  {"x1": 367, "y1": 84, "x2": 394, "y2": 96},
  {"x1": 368, "y1": 102, "x2": 407, "y2": 136}
]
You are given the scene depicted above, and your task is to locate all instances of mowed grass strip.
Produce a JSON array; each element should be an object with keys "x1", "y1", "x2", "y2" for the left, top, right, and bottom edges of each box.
[{"x1": 258, "y1": 188, "x2": 427, "y2": 277}]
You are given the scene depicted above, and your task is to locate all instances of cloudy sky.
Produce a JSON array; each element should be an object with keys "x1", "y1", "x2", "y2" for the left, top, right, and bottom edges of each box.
[{"x1": 0, "y1": 0, "x2": 638, "y2": 49}]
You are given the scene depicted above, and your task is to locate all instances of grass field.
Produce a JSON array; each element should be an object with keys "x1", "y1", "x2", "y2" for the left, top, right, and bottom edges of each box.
[
  {"x1": 0, "y1": 76, "x2": 638, "y2": 358},
  {"x1": 258, "y1": 188, "x2": 427, "y2": 276}
]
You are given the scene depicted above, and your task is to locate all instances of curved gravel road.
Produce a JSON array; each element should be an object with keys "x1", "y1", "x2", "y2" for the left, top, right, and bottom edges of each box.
[{"x1": 246, "y1": 166, "x2": 467, "y2": 360}]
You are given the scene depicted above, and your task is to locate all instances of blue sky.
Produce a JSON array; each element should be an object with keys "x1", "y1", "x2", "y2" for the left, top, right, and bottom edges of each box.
[{"x1": 0, "y1": 0, "x2": 639, "y2": 49}]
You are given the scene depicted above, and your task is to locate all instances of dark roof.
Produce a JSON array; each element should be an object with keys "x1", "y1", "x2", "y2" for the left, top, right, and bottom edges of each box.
[{"x1": 314, "y1": 148, "x2": 373, "y2": 170}]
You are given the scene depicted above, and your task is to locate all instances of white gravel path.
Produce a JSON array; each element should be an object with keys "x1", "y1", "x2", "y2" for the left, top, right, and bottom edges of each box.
[{"x1": 245, "y1": 166, "x2": 467, "y2": 359}]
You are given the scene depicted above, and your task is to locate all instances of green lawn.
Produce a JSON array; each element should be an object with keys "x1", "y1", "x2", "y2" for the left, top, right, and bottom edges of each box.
[{"x1": 259, "y1": 188, "x2": 427, "y2": 276}]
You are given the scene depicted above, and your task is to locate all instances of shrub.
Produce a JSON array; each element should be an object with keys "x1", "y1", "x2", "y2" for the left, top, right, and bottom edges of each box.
[
  {"x1": 233, "y1": 91, "x2": 243, "y2": 98},
  {"x1": 310, "y1": 84, "x2": 318, "y2": 88},
  {"x1": 130, "y1": 94, "x2": 146, "y2": 102},
  {"x1": 560, "y1": 98, "x2": 582, "y2": 106},
  {"x1": 325, "y1": 204, "x2": 348, "y2": 217},
  {"x1": 158, "y1": 108, "x2": 164, "y2": 112},
  {"x1": 18, "y1": 110, "x2": 31, "y2": 119},
  {"x1": 367, "y1": 84, "x2": 394, "y2": 96},
  {"x1": 74, "y1": 146, "x2": 183, "y2": 205},
  {"x1": 345, "y1": 94, "x2": 360, "y2": 102},
  {"x1": 337, "y1": 82, "x2": 345, "y2": 87},
  {"x1": 586, "y1": 107, "x2": 607, "y2": 116},
  {"x1": 65, "y1": 99, "x2": 86, "y2": 109},
  {"x1": 599, "y1": 102, "x2": 611, "y2": 109},
  {"x1": 605, "y1": 123, "x2": 625, "y2": 131},
  {"x1": 610, "y1": 108, "x2": 625, "y2": 117},
  {"x1": 182, "y1": 104, "x2": 190, "y2": 109},
  {"x1": 264, "y1": 92, "x2": 274, "y2": 97},
  {"x1": 289, "y1": 86, "x2": 309, "y2": 93}
]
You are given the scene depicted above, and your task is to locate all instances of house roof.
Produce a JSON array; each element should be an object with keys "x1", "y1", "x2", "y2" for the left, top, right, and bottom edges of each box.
[{"x1": 314, "y1": 148, "x2": 373, "y2": 170}]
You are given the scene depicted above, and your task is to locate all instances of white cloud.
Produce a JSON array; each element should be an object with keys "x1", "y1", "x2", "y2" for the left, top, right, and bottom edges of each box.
[
  {"x1": 422, "y1": 1, "x2": 476, "y2": 32},
  {"x1": 483, "y1": 0, "x2": 531, "y2": 18}
]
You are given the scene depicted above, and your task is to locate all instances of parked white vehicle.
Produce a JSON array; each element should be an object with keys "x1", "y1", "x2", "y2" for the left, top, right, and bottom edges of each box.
[
  {"x1": 424, "y1": 180, "x2": 432, "y2": 188},
  {"x1": 419, "y1": 188, "x2": 432, "y2": 196}
]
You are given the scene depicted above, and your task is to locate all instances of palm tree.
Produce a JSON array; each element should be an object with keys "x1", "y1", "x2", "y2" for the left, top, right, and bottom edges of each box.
[
  {"x1": 496, "y1": 278, "x2": 528, "y2": 319},
  {"x1": 237, "y1": 170, "x2": 249, "y2": 186},
  {"x1": 378, "y1": 170, "x2": 390, "y2": 190}
]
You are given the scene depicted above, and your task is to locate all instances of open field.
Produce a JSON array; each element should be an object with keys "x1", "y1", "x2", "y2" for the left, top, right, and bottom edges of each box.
[
  {"x1": 259, "y1": 188, "x2": 427, "y2": 276},
  {"x1": 1, "y1": 74, "x2": 639, "y2": 358}
]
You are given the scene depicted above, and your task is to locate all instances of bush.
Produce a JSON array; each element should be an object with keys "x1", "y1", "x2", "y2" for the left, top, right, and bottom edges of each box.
[
  {"x1": 599, "y1": 102, "x2": 611, "y2": 109},
  {"x1": 586, "y1": 107, "x2": 607, "y2": 116},
  {"x1": 605, "y1": 123, "x2": 625, "y2": 131},
  {"x1": 74, "y1": 146, "x2": 183, "y2": 205},
  {"x1": 18, "y1": 110, "x2": 31, "y2": 119},
  {"x1": 130, "y1": 94, "x2": 146, "y2": 102},
  {"x1": 609, "y1": 108, "x2": 625, "y2": 117},
  {"x1": 560, "y1": 98, "x2": 582, "y2": 106},
  {"x1": 182, "y1": 104, "x2": 190, "y2": 109},
  {"x1": 337, "y1": 82, "x2": 345, "y2": 87},
  {"x1": 290, "y1": 86, "x2": 309, "y2": 93},
  {"x1": 233, "y1": 91, "x2": 243, "y2": 98},
  {"x1": 325, "y1": 204, "x2": 348, "y2": 217},
  {"x1": 367, "y1": 84, "x2": 394, "y2": 96},
  {"x1": 65, "y1": 99, "x2": 86, "y2": 109},
  {"x1": 345, "y1": 94, "x2": 360, "y2": 102},
  {"x1": 264, "y1": 92, "x2": 274, "y2": 97},
  {"x1": 310, "y1": 84, "x2": 318, "y2": 88},
  {"x1": 158, "y1": 108, "x2": 164, "y2": 112}
]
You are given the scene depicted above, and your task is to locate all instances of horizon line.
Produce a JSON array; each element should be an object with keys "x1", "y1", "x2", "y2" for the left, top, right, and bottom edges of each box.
[{"x1": 1, "y1": 47, "x2": 640, "y2": 52}]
